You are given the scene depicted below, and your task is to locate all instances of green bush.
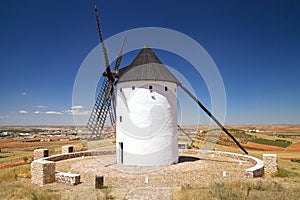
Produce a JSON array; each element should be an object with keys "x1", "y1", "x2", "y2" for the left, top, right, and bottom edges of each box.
[{"x1": 23, "y1": 156, "x2": 28, "y2": 162}]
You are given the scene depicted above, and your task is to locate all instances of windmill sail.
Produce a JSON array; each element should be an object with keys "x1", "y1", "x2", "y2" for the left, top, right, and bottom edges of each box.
[
  {"x1": 179, "y1": 84, "x2": 248, "y2": 154},
  {"x1": 87, "y1": 77, "x2": 112, "y2": 134},
  {"x1": 87, "y1": 5, "x2": 126, "y2": 135}
]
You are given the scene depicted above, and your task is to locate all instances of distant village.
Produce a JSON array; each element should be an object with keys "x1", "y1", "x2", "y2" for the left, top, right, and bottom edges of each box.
[
  {"x1": 0, "y1": 126, "x2": 273, "y2": 142},
  {"x1": 0, "y1": 126, "x2": 116, "y2": 141}
]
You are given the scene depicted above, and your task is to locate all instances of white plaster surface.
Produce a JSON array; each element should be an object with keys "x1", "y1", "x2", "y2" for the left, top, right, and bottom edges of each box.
[{"x1": 116, "y1": 80, "x2": 178, "y2": 166}]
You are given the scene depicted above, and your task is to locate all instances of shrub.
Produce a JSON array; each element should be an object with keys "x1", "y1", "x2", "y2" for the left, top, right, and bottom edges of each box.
[
  {"x1": 251, "y1": 180, "x2": 283, "y2": 191},
  {"x1": 96, "y1": 186, "x2": 115, "y2": 200},
  {"x1": 23, "y1": 156, "x2": 28, "y2": 162},
  {"x1": 210, "y1": 182, "x2": 245, "y2": 200},
  {"x1": 291, "y1": 158, "x2": 300, "y2": 163},
  {"x1": 31, "y1": 189, "x2": 61, "y2": 200},
  {"x1": 274, "y1": 167, "x2": 299, "y2": 178},
  {"x1": 14, "y1": 165, "x2": 31, "y2": 178}
]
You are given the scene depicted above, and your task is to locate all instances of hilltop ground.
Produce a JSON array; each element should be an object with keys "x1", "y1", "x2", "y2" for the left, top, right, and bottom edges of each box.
[{"x1": 0, "y1": 125, "x2": 300, "y2": 199}]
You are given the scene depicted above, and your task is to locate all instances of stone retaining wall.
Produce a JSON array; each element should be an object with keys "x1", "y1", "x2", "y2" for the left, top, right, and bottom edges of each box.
[
  {"x1": 44, "y1": 150, "x2": 116, "y2": 162},
  {"x1": 31, "y1": 149, "x2": 115, "y2": 185},
  {"x1": 32, "y1": 148, "x2": 263, "y2": 186},
  {"x1": 180, "y1": 149, "x2": 264, "y2": 178}
]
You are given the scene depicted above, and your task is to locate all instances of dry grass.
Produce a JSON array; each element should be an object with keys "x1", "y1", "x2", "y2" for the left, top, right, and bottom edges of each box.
[
  {"x1": 0, "y1": 165, "x2": 61, "y2": 200},
  {"x1": 174, "y1": 180, "x2": 300, "y2": 200},
  {"x1": 0, "y1": 151, "x2": 32, "y2": 165},
  {"x1": 85, "y1": 139, "x2": 115, "y2": 150}
]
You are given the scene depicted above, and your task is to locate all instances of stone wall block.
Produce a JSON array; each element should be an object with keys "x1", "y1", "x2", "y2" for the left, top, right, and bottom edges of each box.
[
  {"x1": 62, "y1": 145, "x2": 74, "y2": 154},
  {"x1": 34, "y1": 149, "x2": 49, "y2": 160},
  {"x1": 31, "y1": 160, "x2": 56, "y2": 185},
  {"x1": 263, "y1": 154, "x2": 278, "y2": 174}
]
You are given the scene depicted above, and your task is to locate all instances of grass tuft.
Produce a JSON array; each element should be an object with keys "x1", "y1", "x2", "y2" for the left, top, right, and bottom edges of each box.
[
  {"x1": 210, "y1": 182, "x2": 245, "y2": 200},
  {"x1": 274, "y1": 167, "x2": 299, "y2": 178}
]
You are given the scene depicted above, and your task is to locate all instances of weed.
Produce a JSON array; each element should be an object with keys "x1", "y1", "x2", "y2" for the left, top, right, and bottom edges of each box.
[
  {"x1": 251, "y1": 180, "x2": 283, "y2": 191},
  {"x1": 210, "y1": 182, "x2": 245, "y2": 200},
  {"x1": 0, "y1": 168, "x2": 16, "y2": 182},
  {"x1": 291, "y1": 159, "x2": 300, "y2": 163},
  {"x1": 274, "y1": 168, "x2": 299, "y2": 178},
  {"x1": 31, "y1": 189, "x2": 61, "y2": 200},
  {"x1": 175, "y1": 186, "x2": 207, "y2": 200},
  {"x1": 103, "y1": 186, "x2": 115, "y2": 200},
  {"x1": 22, "y1": 156, "x2": 28, "y2": 162},
  {"x1": 95, "y1": 186, "x2": 115, "y2": 200}
]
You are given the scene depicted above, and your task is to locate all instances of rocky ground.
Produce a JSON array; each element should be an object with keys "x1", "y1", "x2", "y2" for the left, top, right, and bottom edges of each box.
[{"x1": 55, "y1": 152, "x2": 254, "y2": 199}]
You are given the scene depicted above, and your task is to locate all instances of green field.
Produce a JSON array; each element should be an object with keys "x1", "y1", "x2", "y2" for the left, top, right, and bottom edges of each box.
[{"x1": 250, "y1": 138, "x2": 292, "y2": 148}]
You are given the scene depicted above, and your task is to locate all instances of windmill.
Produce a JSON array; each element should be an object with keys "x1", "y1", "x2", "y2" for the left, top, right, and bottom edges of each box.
[{"x1": 87, "y1": 6, "x2": 247, "y2": 166}]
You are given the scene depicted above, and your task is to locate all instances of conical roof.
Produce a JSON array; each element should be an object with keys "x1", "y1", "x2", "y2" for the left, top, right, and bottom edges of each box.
[{"x1": 117, "y1": 46, "x2": 180, "y2": 85}]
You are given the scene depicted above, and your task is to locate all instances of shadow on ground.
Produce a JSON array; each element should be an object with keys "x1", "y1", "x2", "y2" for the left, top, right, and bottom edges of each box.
[{"x1": 178, "y1": 156, "x2": 200, "y2": 163}]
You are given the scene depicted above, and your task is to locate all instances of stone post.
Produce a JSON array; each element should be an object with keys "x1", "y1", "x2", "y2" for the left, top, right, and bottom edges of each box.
[
  {"x1": 62, "y1": 145, "x2": 74, "y2": 154},
  {"x1": 31, "y1": 160, "x2": 56, "y2": 185},
  {"x1": 34, "y1": 149, "x2": 49, "y2": 160},
  {"x1": 263, "y1": 154, "x2": 278, "y2": 174},
  {"x1": 95, "y1": 175, "x2": 104, "y2": 189}
]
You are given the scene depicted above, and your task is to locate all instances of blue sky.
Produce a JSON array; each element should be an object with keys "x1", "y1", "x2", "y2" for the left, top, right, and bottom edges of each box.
[{"x1": 0, "y1": 0, "x2": 299, "y2": 126}]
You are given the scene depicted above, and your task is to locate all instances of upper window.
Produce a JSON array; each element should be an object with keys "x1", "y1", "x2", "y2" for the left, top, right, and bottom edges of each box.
[
  {"x1": 132, "y1": 86, "x2": 135, "y2": 90},
  {"x1": 165, "y1": 86, "x2": 168, "y2": 91},
  {"x1": 149, "y1": 85, "x2": 153, "y2": 93}
]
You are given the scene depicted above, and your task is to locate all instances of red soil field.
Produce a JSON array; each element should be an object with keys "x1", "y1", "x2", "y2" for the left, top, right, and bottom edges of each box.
[
  {"x1": 244, "y1": 142, "x2": 285, "y2": 151},
  {"x1": 286, "y1": 142, "x2": 300, "y2": 151}
]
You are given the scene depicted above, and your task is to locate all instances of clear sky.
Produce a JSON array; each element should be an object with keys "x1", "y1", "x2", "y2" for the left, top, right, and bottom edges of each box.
[{"x1": 0, "y1": 0, "x2": 299, "y2": 126}]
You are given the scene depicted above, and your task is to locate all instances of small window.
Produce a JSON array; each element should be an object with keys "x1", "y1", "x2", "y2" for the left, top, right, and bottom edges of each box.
[
  {"x1": 149, "y1": 85, "x2": 153, "y2": 93},
  {"x1": 120, "y1": 88, "x2": 122, "y2": 92},
  {"x1": 132, "y1": 86, "x2": 135, "y2": 90},
  {"x1": 165, "y1": 86, "x2": 168, "y2": 91},
  {"x1": 119, "y1": 116, "x2": 122, "y2": 122}
]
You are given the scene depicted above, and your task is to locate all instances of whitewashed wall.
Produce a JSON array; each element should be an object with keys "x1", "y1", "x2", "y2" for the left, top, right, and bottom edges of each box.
[{"x1": 116, "y1": 80, "x2": 178, "y2": 166}]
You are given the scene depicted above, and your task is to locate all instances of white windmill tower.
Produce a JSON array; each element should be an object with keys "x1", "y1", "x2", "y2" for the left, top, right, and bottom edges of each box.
[
  {"x1": 115, "y1": 45, "x2": 180, "y2": 166},
  {"x1": 87, "y1": 5, "x2": 248, "y2": 167}
]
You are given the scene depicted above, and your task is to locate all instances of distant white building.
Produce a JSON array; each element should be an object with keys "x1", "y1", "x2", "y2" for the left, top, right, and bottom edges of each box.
[{"x1": 0, "y1": 131, "x2": 12, "y2": 136}]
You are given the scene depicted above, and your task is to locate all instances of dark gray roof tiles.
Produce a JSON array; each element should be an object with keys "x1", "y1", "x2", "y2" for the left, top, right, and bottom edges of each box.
[{"x1": 117, "y1": 46, "x2": 180, "y2": 85}]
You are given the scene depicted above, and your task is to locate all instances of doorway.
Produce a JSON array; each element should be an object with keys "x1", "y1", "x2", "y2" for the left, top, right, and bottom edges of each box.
[{"x1": 119, "y1": 142, "x2": 123, "y2": 163}]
